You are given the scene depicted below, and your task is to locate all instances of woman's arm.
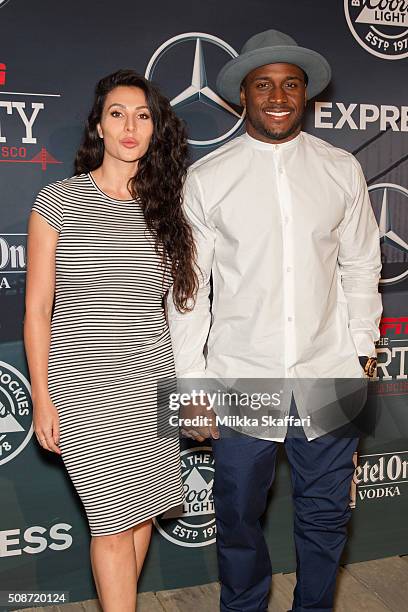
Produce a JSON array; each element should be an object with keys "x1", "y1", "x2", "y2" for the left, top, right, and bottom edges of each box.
[{"x1": 24, "y1": 211, "x2": 61, "y2": 455}]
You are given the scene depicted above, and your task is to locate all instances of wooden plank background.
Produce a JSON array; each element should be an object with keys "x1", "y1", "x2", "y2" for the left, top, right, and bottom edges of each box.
[{"x1": 13, "y1": 555, "x2": 408, "y2": 612}]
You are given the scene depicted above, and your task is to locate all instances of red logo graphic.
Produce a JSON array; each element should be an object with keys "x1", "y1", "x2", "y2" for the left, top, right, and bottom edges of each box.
[
  {"x1": 0, "y1": 147, "x2": 62, "y2": 171},
  {"x1": 0, "y1": 63, "x2": 6, "y2": 86},
  {"x1": 380, "y1": 317, "x2": 408, "y2": 337}
]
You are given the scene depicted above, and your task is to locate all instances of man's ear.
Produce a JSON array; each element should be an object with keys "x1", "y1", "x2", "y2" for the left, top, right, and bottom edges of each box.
[{"x1": 240, "y1": 85, "x2": 246, "y2": 109}]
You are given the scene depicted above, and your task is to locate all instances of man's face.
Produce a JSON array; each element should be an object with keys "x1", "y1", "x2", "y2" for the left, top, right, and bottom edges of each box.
[{"x1": 241, "y1": 63, "x2": 307, "y2": 144}]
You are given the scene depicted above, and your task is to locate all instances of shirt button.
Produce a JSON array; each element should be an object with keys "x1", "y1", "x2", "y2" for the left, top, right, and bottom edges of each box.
[
  {"x1": 279, "y1": 167, "x2": 284, "y2": 174},
  {"x1": 284, "y1": 216, "x2": 290, "y2": 224},
  {"x1": 286, "y1": 266, "x2": 292, "y2": 272},
  {"x1": 288, "y1": 316, "x2": 293, "y2": 322}
]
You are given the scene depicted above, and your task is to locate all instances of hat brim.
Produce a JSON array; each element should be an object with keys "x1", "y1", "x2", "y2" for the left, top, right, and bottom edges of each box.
[{"x1": 216, "y1": 45, "x2": 331, "y2": 104}]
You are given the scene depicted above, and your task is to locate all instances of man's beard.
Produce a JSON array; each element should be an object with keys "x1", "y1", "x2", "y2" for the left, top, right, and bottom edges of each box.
[{"x1": 247, "y1": 110, "x2": 303, "y2": 142}]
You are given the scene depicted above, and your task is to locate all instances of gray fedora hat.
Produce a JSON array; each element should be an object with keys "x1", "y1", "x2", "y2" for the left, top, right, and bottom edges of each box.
[{"x1": 216, "y1": 29, "x2": 331, "y2": 105}]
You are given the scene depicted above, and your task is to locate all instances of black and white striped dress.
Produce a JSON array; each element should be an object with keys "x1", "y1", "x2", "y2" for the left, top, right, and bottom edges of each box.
[{"x1": 32, "y1": 173, "x2": 184, "y2": 536}]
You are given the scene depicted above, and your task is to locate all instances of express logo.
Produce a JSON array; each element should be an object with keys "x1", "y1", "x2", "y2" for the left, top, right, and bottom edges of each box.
[
  {"x1": 0, "y1": 361, "x2": 33, "y2": 466},
  {"x1": 345, "y1": 1, "x2": 408, "y2": 59},
  {"x1": 368, "y1": 183, "x2": 408, "y2": 285},
  {"x1": 0, "y1": 523, "x2": 73, "y2": 557},
  {"x1": 314, "y1": 101, "x2": 408, "y2": 131},
  {"x1": 153, "y1": 446, "x2": 216, "y2": 547},
  {"x1": 145, "y1": 32, "x2": 245, "y2": 147}
]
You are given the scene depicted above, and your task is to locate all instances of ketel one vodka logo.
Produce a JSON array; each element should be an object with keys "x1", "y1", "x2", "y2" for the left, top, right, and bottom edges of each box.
[
  {"x1": 345, "y1": 1, "x2": 408, "y2": 59},
  {"x1": 153, "y1": 446, "x2": 216, "y2": 547},
  {"x1": 354, "y1": 450, "x2": 408, "y2": 501},
  {"x1": 0, "y1": 234, "x2": 26, "y2": 290},
  {"x1": 0, "y1": 361, "x2": 33, "y2": 466}
]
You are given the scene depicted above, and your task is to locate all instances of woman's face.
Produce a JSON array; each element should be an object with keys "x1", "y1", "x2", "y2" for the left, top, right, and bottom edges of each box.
[{"x1": 97, "y1": 86, "x2": 154, "y2": 165}]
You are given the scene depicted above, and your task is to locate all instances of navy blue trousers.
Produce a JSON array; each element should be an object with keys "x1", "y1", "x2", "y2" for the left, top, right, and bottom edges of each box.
[{"x1": 211, "y1": 412, "x2": 358, "y2": 612}]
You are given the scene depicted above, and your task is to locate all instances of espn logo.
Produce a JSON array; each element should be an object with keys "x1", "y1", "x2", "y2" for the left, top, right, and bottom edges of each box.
[{"x1": 380, "y1": 317, "x2": 408, "y2": 337}]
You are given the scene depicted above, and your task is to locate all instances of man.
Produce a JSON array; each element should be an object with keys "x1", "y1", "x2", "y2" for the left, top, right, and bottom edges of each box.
[{"x1": 167, "y1": 30, "x2": 382, "y2": 612}]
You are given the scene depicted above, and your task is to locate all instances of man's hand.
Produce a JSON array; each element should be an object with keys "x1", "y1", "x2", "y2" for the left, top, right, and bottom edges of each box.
[{"x1": 179, "y1": 395, "x2": 220, "y2": 441}]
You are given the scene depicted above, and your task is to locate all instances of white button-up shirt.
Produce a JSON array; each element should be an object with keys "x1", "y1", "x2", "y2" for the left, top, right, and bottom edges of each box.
[{"x1": 167, "y1": 131, "x2": 382, "y2": 439}]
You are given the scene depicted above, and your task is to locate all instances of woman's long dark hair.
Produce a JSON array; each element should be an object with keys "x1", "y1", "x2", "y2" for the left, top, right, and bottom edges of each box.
[{"x1": 75, "y1": 69, "x2": 198, "y2": 312}]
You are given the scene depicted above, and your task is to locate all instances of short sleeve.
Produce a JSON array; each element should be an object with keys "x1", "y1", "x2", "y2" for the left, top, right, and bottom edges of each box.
[{"x1": 32, "y1": 183, "x2": 63, "y2": 232}]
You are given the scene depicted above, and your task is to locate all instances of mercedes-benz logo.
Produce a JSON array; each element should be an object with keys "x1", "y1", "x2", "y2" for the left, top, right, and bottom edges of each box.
[
  {"x1": 369, "y1": 183, "x2": 408, "y2": 285},
  {"x1": 145, "y1": 32, "x2": 245, "y2": 147}
]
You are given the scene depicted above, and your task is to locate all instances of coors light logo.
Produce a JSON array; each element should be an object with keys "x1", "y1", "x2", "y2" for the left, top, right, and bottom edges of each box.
[
  {"x1": 345, "y1": 1, "x2": 408, "y2": 60},
  {"x1": 154, "y1": 446, "x2": 216, "y2": 547}
]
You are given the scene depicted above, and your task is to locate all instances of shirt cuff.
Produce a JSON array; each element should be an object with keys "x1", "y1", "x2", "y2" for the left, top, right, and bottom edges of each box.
[
  {"x1": 352, "y1": 331, "x2": 378, "y2": 358},
  {"x1": 176, "y1": 371, "x2": 208, "y2": 394}
]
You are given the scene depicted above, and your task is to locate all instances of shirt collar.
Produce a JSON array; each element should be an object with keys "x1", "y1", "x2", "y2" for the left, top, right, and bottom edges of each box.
[{"x1": 243, "y1": 130, "x2": 303, "y2": 151}]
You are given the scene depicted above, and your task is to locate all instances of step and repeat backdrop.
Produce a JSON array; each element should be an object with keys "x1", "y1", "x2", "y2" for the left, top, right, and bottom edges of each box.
[{"x1": 0, "y1": 0, "x2": 407, "y2": 606}]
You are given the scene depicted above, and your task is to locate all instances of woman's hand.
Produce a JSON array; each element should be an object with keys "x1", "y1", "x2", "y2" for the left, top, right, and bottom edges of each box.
[{"x1": 33, "y1": 396, "x2": 61, "y2": 455}]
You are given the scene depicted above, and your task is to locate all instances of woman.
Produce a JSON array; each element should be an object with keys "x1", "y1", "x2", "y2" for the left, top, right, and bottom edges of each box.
[{"x1": 24, "y1": 69, "x2": 197, "y2": 611}]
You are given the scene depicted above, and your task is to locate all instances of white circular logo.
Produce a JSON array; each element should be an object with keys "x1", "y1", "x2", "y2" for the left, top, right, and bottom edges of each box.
[
  {"x1": 345, "y1": 1, "x2": 408, "y2": 60},
  {"x1": 0, "y1": 361, "x2": 33, "y2": 466},
  {"x1": 153, "y1": 446, "x2": 216, "y2": 547},
  {"x1": 145, "y1": 32, "x2": 245, "y2": 147},
  {"x1": 368, "y1": 182, "x2": 408, "y2": 284}
]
